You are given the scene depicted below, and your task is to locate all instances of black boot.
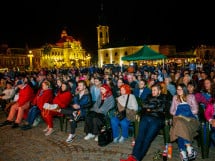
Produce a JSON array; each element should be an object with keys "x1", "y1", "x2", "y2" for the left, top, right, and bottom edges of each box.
[
  {"x1": 20, "y1": 124, "x2": 32, "y2": 130},
  {"x1": 0, "y1": 120, "x2": 13, "y2": 127},
  {"x1": 12, "y1": 123, "x2": 19, "y2": 128}
]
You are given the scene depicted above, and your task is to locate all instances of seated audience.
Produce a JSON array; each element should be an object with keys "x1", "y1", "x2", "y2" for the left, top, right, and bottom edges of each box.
[
  {"x1": 120, "y1": 83, "x2": 170, "y2": 161},
  {"x1": 204, "y1": 100, "x2": 215, "y2": 146},
  {"x1": 42, "y1": 81, "x2": 72, "y2": 136},
  {"x1": 55, "y1": 80, "x2": 92, "y2": 142},
  {"x1": 0, "y1": 80, "x2": 35, "y2": 128},
  {"x1": 0, "y1": 81, "x2": 15, "y2": 110},
  {"x1": 111, "y1": 84, "x2": 138, "y2": 143},
  {"x1": 133, "y1": 79, "x2": 151, "y2": 111},
  {"x1": 20, "y1": 80, "x2": 54, "y2": 130},
  {"x1": 169, "y1": 83, "x2": 199, "y2": 161},
  {"x1": 84, "y1": 84, "x2": 115, "y2": 141}
]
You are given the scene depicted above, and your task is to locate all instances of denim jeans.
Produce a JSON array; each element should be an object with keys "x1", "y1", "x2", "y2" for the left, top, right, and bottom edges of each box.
[
  {"x1": 132, "y1": 115, "x2": 164, "y2": 161},
  {"x1": 211, "y1": 127, "x2": 215, "y2": 145},
  {"x1": 110, "y1": 116, "x2": 130, "y2": 139},
  {"x1": 177, "y1": 137, "x2": 190, "y2": 151},
  {"x1": 27, "y1": 106, "x2": 41, "y2": 125}
]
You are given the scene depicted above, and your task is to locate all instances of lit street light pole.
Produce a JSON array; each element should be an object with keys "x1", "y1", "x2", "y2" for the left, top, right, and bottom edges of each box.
[{"x1": 28, "y1": 50, "x2": 34, "y2": 71}]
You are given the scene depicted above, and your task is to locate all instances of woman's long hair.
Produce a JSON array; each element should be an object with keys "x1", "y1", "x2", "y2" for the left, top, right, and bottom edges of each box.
[
  {"x1": 202, "y1": 78, "x2": 215, "y2": 94},
  {"x1": 101, "y1": 83, "x2": 112, "y2": 100},
  {"x1": 176, "y1": 83, "x2": 188, "y2": 102},
  {"x1": 60, "y1": 81, "x2": 70, "y2": 93}
]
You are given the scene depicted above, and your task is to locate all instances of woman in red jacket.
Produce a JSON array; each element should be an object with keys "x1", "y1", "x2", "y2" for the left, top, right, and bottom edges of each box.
[
  {"x1": 20, "y1": 80, "x2": 54, "y2": 130},
  {"x1": 42, "y1": 81, "x2": 72, "y2": 136}
]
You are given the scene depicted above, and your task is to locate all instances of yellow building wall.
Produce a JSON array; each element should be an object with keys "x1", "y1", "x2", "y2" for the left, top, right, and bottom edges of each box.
[{"x1": 98, "y1": 45, "x2": 160, "y2": 67}]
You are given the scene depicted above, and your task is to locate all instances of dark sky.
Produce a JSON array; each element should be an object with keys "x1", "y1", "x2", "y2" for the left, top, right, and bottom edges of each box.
[{"x1": 0, "y1": 0, "x2": 214, "y2": 54}]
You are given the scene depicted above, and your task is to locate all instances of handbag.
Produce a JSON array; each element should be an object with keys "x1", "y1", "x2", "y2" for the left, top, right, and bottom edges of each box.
[
  {"x1": 98, "y1": 127, "x2": 113, "y2": 147},
  {"x1": 126, "y1": 108, "x2": 136, "y2": 121},
  {"x1": 115, "y1": 109, "x2": 126, "y2": 121},
  {"x1": 115, "y1": 94, "x2": 130, "y2": 121}
]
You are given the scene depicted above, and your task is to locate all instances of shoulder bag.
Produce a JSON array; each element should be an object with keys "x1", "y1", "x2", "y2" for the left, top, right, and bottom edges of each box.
[{"x1": 115, "y1": 94, "x2": 130, "y2": 120}]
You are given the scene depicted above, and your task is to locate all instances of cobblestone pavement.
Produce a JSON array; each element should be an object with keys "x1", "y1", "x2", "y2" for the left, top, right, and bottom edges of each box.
[{"x1": 0, "y1": 111, "x2": 214, "y2": 161}]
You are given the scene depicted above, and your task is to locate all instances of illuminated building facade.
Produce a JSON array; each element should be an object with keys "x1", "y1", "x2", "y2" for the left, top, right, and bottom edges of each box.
[
  {"x1": 97, "y1": 24, "x2": 163, "y2": 67},
  {"x1": 0, "y1": 44, "x2": 30, "y2": 71},
  {"x1": 96, "y1": 4, "x2": 167, "y2": 67},
  {"x1": 34, "y1": 29, "x2": 90, "y2": 69},
  {"x1": 0, "y1": 29, "x2": 91, "y2": 71}
]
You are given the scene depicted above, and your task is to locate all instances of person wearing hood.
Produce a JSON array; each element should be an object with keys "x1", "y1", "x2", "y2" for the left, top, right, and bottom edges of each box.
[{"x1": 84, "y1": 83, "x2": 115, "y2": 141}]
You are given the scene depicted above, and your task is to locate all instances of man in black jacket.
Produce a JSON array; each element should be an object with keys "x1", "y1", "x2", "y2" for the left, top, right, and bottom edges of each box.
[{"x1": 120, "y1": 83, "x2": 170, "y2": 161}]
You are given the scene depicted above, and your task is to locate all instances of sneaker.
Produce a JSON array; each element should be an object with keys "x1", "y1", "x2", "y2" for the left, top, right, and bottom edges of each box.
[
  {"x1": 66, "y1": 134, "x2": 76, "y2": 143},
  {"x1": 32, "y1": 115, "x2": 42, "y2": 127},
  {"x1": 84, "y1": 133, "x2": 95, "y2": 140},
  {"x1": 45, "y1": 128, "x2": 54, "y2": 136},
  {"x1": 119, "y1": 136, "x2": 126, "y2": 143},
  {"x1": 187, "y1": 148, "x2": 197, "y2": 160},
  {"x1": 43, "y1": 127, "x2": 49, "y2": 132},
  {"x1": 180, "y1": 151, "x2": 188, "y2": 161},
  {"x1": 94, "y1": 135, "x2": 98, "y2": 142},
  {"x1": 113, "y1": 137, "x2": 119, "y2": 143},
  {"x1": 0, "y1": 120, "x2": 13, "y2": 127}
]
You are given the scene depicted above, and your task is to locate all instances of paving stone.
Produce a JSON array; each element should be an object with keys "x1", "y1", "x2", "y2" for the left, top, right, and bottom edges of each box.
[{"x1": 0, "y1": 111, "x2": 214, "y2": 161}]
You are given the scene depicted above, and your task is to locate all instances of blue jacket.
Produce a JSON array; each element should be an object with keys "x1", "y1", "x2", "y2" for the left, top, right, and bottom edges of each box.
[
  {"x1": 72, "y1": 89, "x2": 92, "y2": 117},
  {"x1": 133, "y1": 87, "x2": 151, "y2": 102}
]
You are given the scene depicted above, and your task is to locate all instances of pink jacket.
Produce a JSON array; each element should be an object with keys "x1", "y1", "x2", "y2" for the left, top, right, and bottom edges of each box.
[
  {"x1": 170, "y1": 94, "x2": 199, "y2": 116},
  {"x1": 204, "y1": 103, "x2": 214, "y2": 121}
]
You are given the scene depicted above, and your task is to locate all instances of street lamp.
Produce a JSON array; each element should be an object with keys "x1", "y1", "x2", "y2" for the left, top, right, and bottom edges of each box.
[
  {"x1": 28, "y1": 50, "x2": 34, "y2": 71},
  {"x1": 86, "y1": 54, "x2": 91, "y2": 66}
]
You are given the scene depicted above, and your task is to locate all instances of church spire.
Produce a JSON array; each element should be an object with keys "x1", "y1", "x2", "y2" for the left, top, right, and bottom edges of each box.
[{"x1": 98, "y1": 0, "x2": 107, "y2": 25}]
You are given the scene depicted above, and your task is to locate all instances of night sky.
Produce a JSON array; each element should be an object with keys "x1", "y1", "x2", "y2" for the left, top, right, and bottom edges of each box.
[{"x1": 0, "y1": 0, "x2": 214, "y2": 54}]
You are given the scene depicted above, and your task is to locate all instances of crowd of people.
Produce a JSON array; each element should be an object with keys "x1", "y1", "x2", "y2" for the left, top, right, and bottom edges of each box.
[{"x1": 0, "y1": 61, "x2": 215, "y2": 161}]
